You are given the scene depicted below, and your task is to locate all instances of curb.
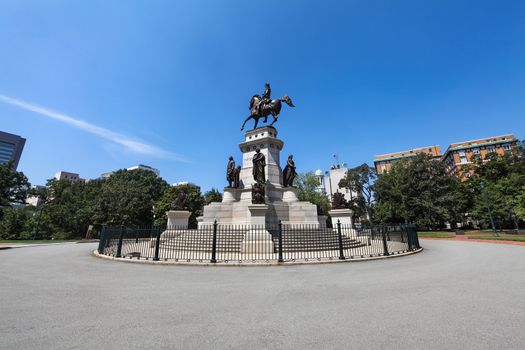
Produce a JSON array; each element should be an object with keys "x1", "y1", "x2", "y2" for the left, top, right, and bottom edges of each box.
[
  {"x1": 420, "y1": 238, "x2": 525, "y2": 246},
  {"x1": 92, "y1": 247, "x2": 423, "y2": 267}
]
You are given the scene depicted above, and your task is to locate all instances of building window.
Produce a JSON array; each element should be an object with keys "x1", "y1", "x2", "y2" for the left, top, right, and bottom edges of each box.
[
  {"x1": 381, "y1": 164, "x2": 386, "y2": 173},
  {"x1": 460, "y1": 156, "x2": 467, "y2": 164},
  {"x1": 487, "y1": 146, "x2": 496, "y2": 153},
  {"x1": 472, "y1": 148, "x2": 480, "y2": 155},
  {"x1": 503, "y1": 144, "x2": 511, "y2": 151}
]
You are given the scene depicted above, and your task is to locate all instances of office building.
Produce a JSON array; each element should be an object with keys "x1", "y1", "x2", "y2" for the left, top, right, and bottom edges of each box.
[
  {"x1": 0, "y1": 130, "x2": 26, "y2": 170},
  {"x1": 55, "y1": 171, "x2": 81, "y2": 182}
]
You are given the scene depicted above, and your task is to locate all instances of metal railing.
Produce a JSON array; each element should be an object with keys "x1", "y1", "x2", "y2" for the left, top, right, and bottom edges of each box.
[{"x1": 97, "y1": 221, "x2": 420, "y2": 264}]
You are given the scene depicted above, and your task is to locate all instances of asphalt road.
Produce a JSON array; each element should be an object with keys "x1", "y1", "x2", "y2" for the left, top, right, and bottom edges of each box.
[{"x1": 1, "y1": 240, "x2": 524, "y2": 350}]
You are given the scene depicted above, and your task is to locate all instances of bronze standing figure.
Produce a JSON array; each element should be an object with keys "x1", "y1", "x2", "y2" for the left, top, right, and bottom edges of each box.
[
  {"x1": 226, "y1": 156, "x2": 235, "y2": 187},
  {"x1": 233, "y1": 166, "x2": 241, "y2": 188},
  {"x1": 252, "y1": 148, "x2": 266, "y2": 184},
  {"x1": 282, "y1": 155, "x2": 297, "y2": 187}
]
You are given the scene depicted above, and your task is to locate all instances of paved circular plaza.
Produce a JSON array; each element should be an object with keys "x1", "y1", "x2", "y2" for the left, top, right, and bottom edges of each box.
[{"x1": 1, "y1": 240, "x2": 524, "y2": 350}]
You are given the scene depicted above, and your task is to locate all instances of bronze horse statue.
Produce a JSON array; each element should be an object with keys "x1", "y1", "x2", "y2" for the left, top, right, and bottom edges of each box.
[{"x1": 241, "y1": 95, "x2": 295, "y2": 130}]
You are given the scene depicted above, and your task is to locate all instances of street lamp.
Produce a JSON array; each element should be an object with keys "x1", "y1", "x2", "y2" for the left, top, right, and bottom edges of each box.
[{"x1": 480, "y1": 181, "x2": 499, "y2": 237}]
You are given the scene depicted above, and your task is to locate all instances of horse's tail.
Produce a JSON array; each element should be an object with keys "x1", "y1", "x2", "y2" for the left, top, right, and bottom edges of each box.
[{"x1": 281, "y1": 95, "x2": 295, "y2": 107}]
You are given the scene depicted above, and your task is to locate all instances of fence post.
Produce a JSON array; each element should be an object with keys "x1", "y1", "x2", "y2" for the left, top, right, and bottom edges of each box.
[
  {"x1": 381, "y1": 225, "x2": 390, "y2": 256},
  {"x1": 405, "y1": 225, "x2": 413, "y2": 250},
  {"x1": 97, "y1": 225, "x2": 106, "y2": 254},
  {"x1": 337, "y1": 220, "x2": 345, "y2": 260},
  {"x1": 278, "y1": 221, "x2": 284, "y2": 263},
  {"x1": 153, "y1": 226, "x2": 161, "y2": 261},
  {"x1": 211, "y1": 220, "x2": 217, "y2": 263},
  {"x1": 412, "y1": 225, "x2": 421, "y2": 249},
  {"x1": 116, "y1": 226, "x2": 124, "y2": 258}
]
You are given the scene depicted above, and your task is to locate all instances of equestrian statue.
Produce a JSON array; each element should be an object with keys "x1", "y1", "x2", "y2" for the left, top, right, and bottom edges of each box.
[{"x1": 240, "y1": 83, "x2": 295, "y2": 131}]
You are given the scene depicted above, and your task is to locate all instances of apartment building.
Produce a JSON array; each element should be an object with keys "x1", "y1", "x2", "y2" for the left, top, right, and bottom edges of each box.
[
  {"x1": 374, "y1": 145, "x2": 441, "y2": 174},
  {"x1": 442, "y1": 134, "x2": 519, "y2": 178}
]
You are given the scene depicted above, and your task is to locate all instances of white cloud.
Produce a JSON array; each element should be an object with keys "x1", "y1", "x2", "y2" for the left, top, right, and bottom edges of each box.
[{"x1": 0, "y1": 94, "x2": 185, "y2": 161}]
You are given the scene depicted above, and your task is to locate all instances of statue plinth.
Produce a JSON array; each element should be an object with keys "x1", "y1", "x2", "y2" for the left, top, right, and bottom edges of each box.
[
  {"x1": 166, "y1": 210, "x2": 191, "y2": 228},
  {"x1": 238, "y1": 126, "x2": 283, "y2": 188},
  {"x1": 222, "y1": 187, "x2": 241, "y2": 203},
  {"x1": 241, "y1": 204, "x2": 274, "y2": 253},
  {"x1": 328, "y1": 208, "x2": 353, "y2": 228},
  {"x1": 247, "y1": 204, "x2": 268, "y2": 226},
  {"x1": 282, "y1": 187, "x2": 299, "y2": 202}
]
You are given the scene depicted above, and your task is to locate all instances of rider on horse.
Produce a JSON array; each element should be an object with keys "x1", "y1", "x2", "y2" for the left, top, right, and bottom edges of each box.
[{"x1": 257, "y1": 83, "x2": 271, "y2": 115}]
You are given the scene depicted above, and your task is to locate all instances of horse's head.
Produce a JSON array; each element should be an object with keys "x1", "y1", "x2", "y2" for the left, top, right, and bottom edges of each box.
[
  {"x1": 249, "y1": 94, "x2": 261, "y2": 110},
  {"x1": 282, "y1": 95, "x2": 295, "y2": 107}
]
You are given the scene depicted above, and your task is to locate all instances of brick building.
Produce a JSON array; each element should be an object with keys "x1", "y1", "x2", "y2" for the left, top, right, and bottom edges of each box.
[
  {"x1": 374, "y1": 145, "x2": 441, "y2": 174},
  {"x1": 442, "y1": 134, "x2": 519, "y2": 178}
]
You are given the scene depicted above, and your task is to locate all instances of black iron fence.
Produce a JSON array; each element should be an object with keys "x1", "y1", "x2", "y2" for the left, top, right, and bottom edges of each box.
[{"x1": 97, "y1": 222, "x2": 420, "y2": 264}]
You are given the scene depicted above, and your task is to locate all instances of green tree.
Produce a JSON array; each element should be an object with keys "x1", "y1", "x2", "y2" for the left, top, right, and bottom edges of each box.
[
  {"x1": 338, "y1": 163, "x2": 376, "y2": 222},
  {"x1": 0, "y1": 206, "x2": 34, "y2": 240},
  {"x1": 97, "y1": 169, "x2": 169, "y2": 226},
  {"x1": 467, "y1": 149, "x2": 525, "y2": 229},
  {"x1": 374, "y1": 162, "x2": 406, "y2": 223},
  {"x1": 295, "y1": 172, "x2": 330, "y2": 215},
  {"x1": 374, "y1": 154, "x2": 461, "y2": 229},
  {"x1": 154, "y1": 184, "x2": 204, "y2": 227},
  {"x1": 42, "y1": 179, "x2": 104, "y2": 239},
  {"x1": 0, "y1": 161, "x2": 30, "y2": 209},
  {"x1": 204, "y1": 188, "x2": 222, "y2": 205},
  {"x1": 516, "y1": 186, "x2": 525, "y2": 220}
]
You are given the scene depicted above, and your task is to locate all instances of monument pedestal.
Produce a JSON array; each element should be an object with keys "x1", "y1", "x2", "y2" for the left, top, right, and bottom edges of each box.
[
  {"x1": 199, "y1": 126, "x2": 323, "y2": 227},
  {"x1": 166, "y1": 210, "x2": 191, "y2": 228},
  {"x1": 329, "y1": 208, "x2": 353, "y2": 228},
  {"x1": 241, "y1": 204, "x2": 274, "y2": 253},
  {"x1": 282, "y1": 187, "x2": 299, "y2": 202},
  {"x1": 222, "y1": 188, "x2": 241, "y2": 203}
]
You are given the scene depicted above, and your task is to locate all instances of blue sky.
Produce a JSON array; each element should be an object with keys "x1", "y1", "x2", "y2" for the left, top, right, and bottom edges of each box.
[{"x1": 1, "y1": 0, "x2": 524, "y2": 191}]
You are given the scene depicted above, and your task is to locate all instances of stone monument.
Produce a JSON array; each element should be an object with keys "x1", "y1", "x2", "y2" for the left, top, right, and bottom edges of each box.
[
  {"x1": 328, "y1": 191, "x2": 353, "y2": 228},
  {"x1": 166, "y1": 191, "x2": 191, "y2": 227},
  {"x1": 198, "y1": 125, "x2": 321, "y2": 227},
  {"x1": 197, "y1": 83, "x2": 322, "y2": 233}
]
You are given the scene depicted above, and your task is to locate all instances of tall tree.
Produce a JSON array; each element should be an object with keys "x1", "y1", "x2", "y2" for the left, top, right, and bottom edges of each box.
[
  {"x1": 374, "y1": 154, "x2": 460, "y2": 229},
  {"x1": 204, "y1": 188, "x2": 223, "y2": 205},
  {"x1": 295, "y1": 172, "x2": 331, "y2": 215},
  {"x1": 0, "y1": 161, "x2": 30, "y2": 209},
  {"x1": 98, "y1": 169, "x2": 169, "y2": 226},
  {"x1": 154, "y1": 184, "x2": 204, "y2": 227},
  {"x1": 338, "y1": 163, "x2": 376, "y2": 221}
]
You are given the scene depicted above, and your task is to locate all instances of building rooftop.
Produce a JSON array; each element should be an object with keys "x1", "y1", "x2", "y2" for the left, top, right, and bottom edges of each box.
[
  {"x1": 442, "y1": 134, "x2": 517, "y2": 158},
  {"x1": 374, "y1": 145, "x2": 441, "y2": 163}
]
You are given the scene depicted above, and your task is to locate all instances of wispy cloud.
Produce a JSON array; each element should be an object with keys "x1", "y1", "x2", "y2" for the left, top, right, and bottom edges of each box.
[{"x1": 0, "y1": 94, "x2": 185, "y2": 161}]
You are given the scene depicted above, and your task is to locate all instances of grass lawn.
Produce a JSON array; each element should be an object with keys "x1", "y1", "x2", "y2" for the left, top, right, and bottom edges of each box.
[
  {"x1": 0, "y1": 240, "x2": 80, "y2": 245},
  {"x1": 467, "y1": 234, "x2": 525, "y2": 242},
  {"x1": 418, "y1": 230, "x2": 525, "y2": 242},
  {"x1": 418, "y1": 231, "x2": 455, "y2": 238}
]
